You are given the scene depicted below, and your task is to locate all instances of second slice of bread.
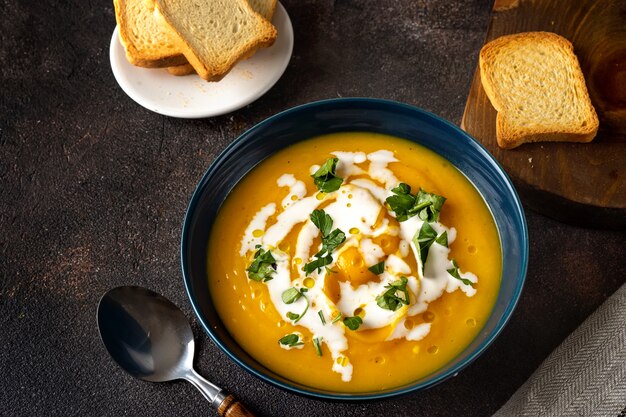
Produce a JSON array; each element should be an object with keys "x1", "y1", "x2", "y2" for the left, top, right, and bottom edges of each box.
[
  {"x1": 166, "y1": 63, "x2": 196, "y2": 76},
  {"x1": 164, "y1": 0, "x2": 278, "y2": 76},
  {"x1": 155, "y1": 0, "x2": 277, "y2": 81},
  {"x1": 479, "y1": 31, "x2": 599, "y2": 149},
  {"x1": 113, "y1": 0, "x2": 187, "y2": 67}
]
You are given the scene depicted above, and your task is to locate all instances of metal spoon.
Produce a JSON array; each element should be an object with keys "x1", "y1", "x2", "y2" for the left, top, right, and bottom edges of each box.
[{"x1": 97, "y1": 286, "x2": 254, "y2": 417}]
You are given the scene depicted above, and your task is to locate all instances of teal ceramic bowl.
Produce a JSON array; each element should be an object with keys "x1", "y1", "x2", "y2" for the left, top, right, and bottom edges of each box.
[{"x1": 181, "y1": 98, "x2": 528, "y2": 400}]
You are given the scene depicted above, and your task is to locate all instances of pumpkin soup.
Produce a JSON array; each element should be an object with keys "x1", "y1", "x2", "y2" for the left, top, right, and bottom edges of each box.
[{"x1": 207, "y1": 132, "x2": 501, "y2": 392}]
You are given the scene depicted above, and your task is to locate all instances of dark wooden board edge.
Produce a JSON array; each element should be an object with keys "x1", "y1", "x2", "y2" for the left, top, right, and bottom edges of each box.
[{"x1": 461, "y1": 0, "x2": 626, "y2": 230}]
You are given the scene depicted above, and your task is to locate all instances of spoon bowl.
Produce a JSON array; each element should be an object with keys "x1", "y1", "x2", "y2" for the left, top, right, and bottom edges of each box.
[
  {"x1": 97, "y1": 286, "x2": 255, "y2": 417},
  {"x1": 97, "y1": 286, "x2": 194, "y2": 382}
]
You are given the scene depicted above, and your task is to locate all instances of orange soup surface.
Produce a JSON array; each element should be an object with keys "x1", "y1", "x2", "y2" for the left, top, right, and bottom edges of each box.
[{"x1": 207, "y1": 132, "x2": 501, "y2": 392}]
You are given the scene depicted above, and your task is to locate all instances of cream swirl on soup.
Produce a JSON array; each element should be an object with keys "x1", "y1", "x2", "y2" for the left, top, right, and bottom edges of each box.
[{"x1": 239, "y1": 150, "x2": 477, "y2": 382}]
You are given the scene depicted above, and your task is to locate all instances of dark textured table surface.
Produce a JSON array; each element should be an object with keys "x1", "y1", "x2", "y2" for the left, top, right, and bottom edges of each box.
[{"x1": 2, "y1": 0, "x2": 625, "y2": 416}]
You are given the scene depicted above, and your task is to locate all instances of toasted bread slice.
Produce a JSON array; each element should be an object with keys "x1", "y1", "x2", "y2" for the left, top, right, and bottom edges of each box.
[
  {"x1": 164, "y1": 0, "x2": 277, "y2": 76},
  {"x1": 167, "y1": 63, "x2": 195, "y2": 76},
  {"x1": 479, "y1": 31, "x2": 599, "y2": 149},
  {"x1": 154, "y1": 0, "x2": 277, "y2": 81},
  {"x1": 113, "y1": 0, "x2": 187, "y2": 67}
]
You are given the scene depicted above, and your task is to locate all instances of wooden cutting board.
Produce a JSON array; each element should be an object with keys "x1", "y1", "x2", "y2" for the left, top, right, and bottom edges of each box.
[{"x1": 461, "y1": 0, "x2": 626, "y2": 229}]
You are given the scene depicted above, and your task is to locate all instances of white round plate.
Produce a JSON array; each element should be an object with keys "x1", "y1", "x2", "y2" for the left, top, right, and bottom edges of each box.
[{"x1": 109, "y1": 3, "x2": 293, "y2": 118}]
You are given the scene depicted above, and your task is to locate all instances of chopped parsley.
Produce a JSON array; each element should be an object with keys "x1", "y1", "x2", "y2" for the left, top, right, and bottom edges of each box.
[
  {"x1": 311, "y1": 157, "x2": 343, "y2": 193},
  {"x1": 448, "y1": 259, "x2": 475, "y2": 287},
  {"x1": 310, "y1": 209, "x2": 333, "y2": 237},
  {"x1": 284, "y1": 288, "x2": 309, "y2": 323},
  {"x1": 278, "y1": 333, "x2": 303, "y2": 348},
  {"x1": 376, "y1": 276, "x2": 410, "y2": 311},
  {"x1": 368, "y1": 260, "x2": 385, "y2": 275},
  {"x1": 385, "y1": 183, "x2": 446, "y2": 222},
  {"x1": 303, "y1": 209, "x2": 346, "y2": 275},
  {"x1": 318, "y1": 310, "x2": 326, "y2": 325},
  {"x1": 313, "y1": 337, "x2": 323, "y2": 357},
  {"x1": 317, "y1": 229, "x2": 346, "y2": 257},
  {"x1": 246, "y1": 246, "x2": 277, "y2": 282},
  {"x1": 281, "y1": 287, "x2": 303, "y2": 304},
  {"x1": 412, "y1": 222, "x2": 448, "y2": 273},
  {"x1": 414, "y1": 188, "x2": 447, "y2": 222},
  {"x1": 303, "y1": 256, "x2": 333, "y2": 275},
  {"x1": 385, "y1": 183, "x2": 415, "y2": 222},
  {"x1": 343, "y1": 316, "x2": 363, "y2": 331},
  {"x1": 435, "y1": 230, "x2": 448, "y2": 247},
  {"x1": 412, "y1": 222, "x2": 437, "y2": 266}
]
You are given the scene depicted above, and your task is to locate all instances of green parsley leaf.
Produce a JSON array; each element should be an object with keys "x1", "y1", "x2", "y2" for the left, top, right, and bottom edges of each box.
[
  {"x1": 318, "y1": 310, "x2": 326, "y2": 325},
  {"x1": 246, "y1": 247, "x2": 277, "y2": 282},
  {"x1": 311, "y1": 157, "x2": 343, "y2": 193},
  {"x1": 343, "y1": 316, "x2": 363, "y2": 331},
  {"x1": 281, "y1": 287, "x2": 302, "y2": 304},
  {"x1": 412, "y1": 222, "x2": 448, "y2": 273},
  {"x1": 414, "y1": 189, "x2": 446, "y2": 222},
  {"x1": 386, "y1": 183, "x2": 416, "y2": 222},
  {"x1": 413, "y1": 222, "x2": 437, "y2": 266},
  {"x1": 286, "y1": 312, "x2": 300, "y2": 321},
  {"x1": 435, "y1": 231, "x2": 448, "y2": 247},
  {"x1": 303, "y1": 255, "x2": 333, "y2": 275},
  {"x1": 392, "y1": 183, "x2": 412, "y2": 194},
  {"x1": 368, "y1": 261, "x2": 385, "y2": 275},
  {"x1": 385, "y1": 183, "x2": 446, "y2": 223},
  {"x1": 447, "y1": 259, "x2": 475, "y2": 287},
  {"x1": 310, "y1": 209, "x2": 333, "y2": 237},
  {"x1": 313, "y1": 337, "x2": 323, "y2": 357},
  {"x1": 316, "y1": 229, "x2": 346, "y2": 258},
  {"x1": 285, "y1": 291, "x2": 310, "y2": 323},
  {"x1": 303, "y1": 209, "x2": 346, "y2": 274},
  {"x1": 376, "y1": 276, "x2": 410, "y2": 311},
  {"x1": 278, "y1": 334, "x2": 303, "y2": 347}
]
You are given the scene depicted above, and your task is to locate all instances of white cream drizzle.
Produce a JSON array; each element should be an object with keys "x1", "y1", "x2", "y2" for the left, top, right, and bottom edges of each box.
[
  {"x1": 263, "y1": 197, "x2": 322, "y2": 248},
  {"x1": 324, "y1": 184, "x2": 381, "y2": 233},
  {"x1": 331, "y1": 151, "x2": 367, "y2": 177},
  {"x1": 367, "y1": 150, "x2": 399, "y2": 188},
  {"x1": 239, "y1": 150, "x2": 479, "y2": 382},
  {"x1": 277, "y1": 174, "x2": 307, "y2": 209},
  {"x1": 239, "y1": 203, "x2": 276, "y2": 256},
  {"x1": 359, "y1": 239, "x2": 384, "y2": 266}
]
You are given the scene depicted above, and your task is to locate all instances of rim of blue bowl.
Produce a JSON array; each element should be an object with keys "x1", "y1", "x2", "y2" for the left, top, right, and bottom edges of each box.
[{"x1": 181, "y1": 97, "x2": 529, "y2": 401}]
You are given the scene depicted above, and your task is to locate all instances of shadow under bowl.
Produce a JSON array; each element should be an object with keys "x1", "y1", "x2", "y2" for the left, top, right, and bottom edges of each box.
[{"x1": 181, "y1": 98, "x2": 528, "y2": 400}]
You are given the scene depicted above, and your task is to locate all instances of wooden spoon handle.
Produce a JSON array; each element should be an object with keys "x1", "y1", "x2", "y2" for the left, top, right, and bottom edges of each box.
[{"x1": 217, "y1": 394, "x2": 256, "y2": 417}]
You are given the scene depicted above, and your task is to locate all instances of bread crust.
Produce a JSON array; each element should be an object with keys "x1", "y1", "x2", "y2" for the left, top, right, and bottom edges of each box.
[
  {"x1": 167, "y1": 63, "x2": 195, "y2": 76},
  {"x1": 495, "y1": 114, "x2": 596, "y2": 149},
  {"x1": 479, "y1": 31, "x2": 599, "y2": 149}
]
